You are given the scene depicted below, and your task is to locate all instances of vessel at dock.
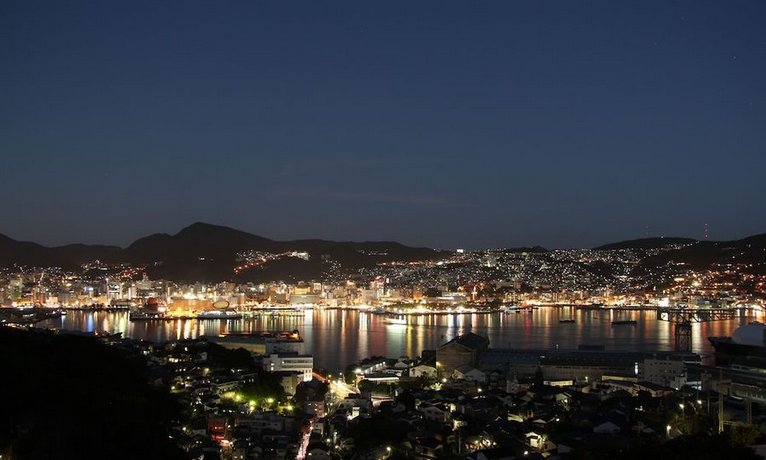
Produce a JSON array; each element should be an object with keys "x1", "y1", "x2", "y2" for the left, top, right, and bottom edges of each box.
[
  {"x1": 196, "y1": 309, "x2": 242, "y2": 320},
  {"x1": 128, "y1": 297, "x2": 167, "y2": 321},
  {"x1": 611, "y1": 320, "x2": 637, "y2": 326},
  {"x1": 708, "y1": 322, "x2": 766, "y2": 368}
]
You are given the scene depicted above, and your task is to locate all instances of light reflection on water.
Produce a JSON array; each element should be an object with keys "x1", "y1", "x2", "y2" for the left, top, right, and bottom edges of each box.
[{"x1": 40, "y1": 307, "x2": 762, "y2": 372}]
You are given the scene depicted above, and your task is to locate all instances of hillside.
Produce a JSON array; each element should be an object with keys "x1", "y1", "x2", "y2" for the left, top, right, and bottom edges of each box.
[
  {"x1": 641, "y1": 233, "x2": 766, "y2": 270},
  {"x1": 593, "y1": 237, "x2": 697, "y2": 251},
  {"x1": 0, "y1": 233, "x2": 120, "y2": 268},
  {"x1": 0, "y1": 223, "x2": 447, "y2": 282},
  {"x1": 2, "y1": 225, "x2": 765, "y2": 281}
]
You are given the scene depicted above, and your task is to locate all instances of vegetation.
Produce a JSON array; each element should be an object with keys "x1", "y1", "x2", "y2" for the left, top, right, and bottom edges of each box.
[
  {"x1": 345, "y1": 416, "x2": 409, "y2": 454},
  {"x1": 0, "y1": 327, "x2": 186, "y2": 460}
]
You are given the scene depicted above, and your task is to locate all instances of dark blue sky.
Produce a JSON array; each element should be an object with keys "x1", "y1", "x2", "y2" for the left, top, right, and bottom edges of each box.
[{"x1": 2, "y1": 1, "x2": 765, "y2": 249}]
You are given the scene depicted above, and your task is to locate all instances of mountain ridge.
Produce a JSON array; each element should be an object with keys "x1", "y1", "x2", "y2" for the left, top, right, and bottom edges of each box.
[
  {"x1": 593, "y1": 237, "x2": 698, "y2": 251},
  {"x1": 0, "y1": 223, "x2": 446, "y2": 281},
  {"x1": 2, "y1": 224, "x2": 765, "y2": 281}
]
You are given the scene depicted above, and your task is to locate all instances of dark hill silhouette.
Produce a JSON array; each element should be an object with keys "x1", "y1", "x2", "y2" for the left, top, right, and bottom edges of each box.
[
  {"x1": 120, "y1": 223, "x2": 445, "y2": 281},
  {"x1": 594, "y1": 237, "x2": 697, "y2": 251},
  {"x1": 500, "y1": 246, "x2": 548, "y2": 253},
  {"x1": 0, "y1": 223, "x2": 447, "y2": 281},
  {"x1": 120, "y1": 222, "x2": 278, "y2": 263},
  {"x1": 0, "y1": 327, "x2": 186, "y2": 459},
  {"x1": 2, "y1": 224, "x2": 765, "y2": 280},
  {"x1": 0, "y1": 233, "x2": 120, "y2": 268},
  {"x1": 641, "y1": 233, "x2": 766, "y2": 270}
]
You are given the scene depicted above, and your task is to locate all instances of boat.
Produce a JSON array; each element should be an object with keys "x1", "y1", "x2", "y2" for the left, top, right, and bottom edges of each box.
[
  {"x1": 559, "y1": 319, "x2": 575, "y2": 323},
  {"x1": 611, "y1": 320, "x2": 637, "y2": 326},
  {"x1": 385, "y1": 315, "x2": 407, "y2": 325},
  {"x1": 506, "y1": 305, "x2": 522, "y2": 313},
  {"x1": 709, "y1": 322, "x2": 766, "y2": 368},
  {"x1": 196, "y1": 309, "x2": 242, "y2": 320},
  {"x1": 129, "y1": 311, "x2": 167, "y2": 321},
  {"x1": 129, "y1": 297, "x2": 167, "y2": 321}
]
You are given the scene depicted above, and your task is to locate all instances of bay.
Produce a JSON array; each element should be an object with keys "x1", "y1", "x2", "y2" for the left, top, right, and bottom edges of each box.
[{"x1": 38, "y1": 307, "x2": 762, "y2": 372}]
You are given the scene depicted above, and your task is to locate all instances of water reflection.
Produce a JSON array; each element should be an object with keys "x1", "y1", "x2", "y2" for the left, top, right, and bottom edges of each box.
[{"x1": 40, "y1": 307, "x2": 762, "y2": 372}]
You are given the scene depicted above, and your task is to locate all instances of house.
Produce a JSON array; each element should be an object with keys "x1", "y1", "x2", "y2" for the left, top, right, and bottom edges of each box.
[
  {"x1": 593, "y1": 421, "x2": 621, "y2": 434},
  {"x1": 452, "y1": 365, "x2": 487, "y2": 383},
  {"x1": 525, "y1": 431, "x2": 545, "y2": 449},
  {"x1": 305, "y1": 442, "x2": 331, "y2": 460},
  {"x1": 410, "y1": 364, "x2": 438, "y2": 379},
  {"x1": 634, "y1": 381, "x2": 674, "y2": 397},
  {"x1": 418, "y1": 402, "x2": 451, "y2": 423},
  {"x1": 412, "y1": 437, "x2": 444, "y2": 459},
  {"x1": 469, "y1": 446, "x2": 517, "y2": 460}
]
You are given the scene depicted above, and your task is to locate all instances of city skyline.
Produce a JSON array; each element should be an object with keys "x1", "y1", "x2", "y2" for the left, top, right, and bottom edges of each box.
[{"x1": 3, "y1": 1, "x2": 765, "y2": 248}]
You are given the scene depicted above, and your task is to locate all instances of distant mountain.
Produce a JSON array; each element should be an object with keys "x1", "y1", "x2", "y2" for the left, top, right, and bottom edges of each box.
[
  {"x1": 0, "y1": 223, "x2": 447, "y2": 282},
  {"x1": 2, "y1": 225, "x2": 765, "y2": 280},
  {"x1": 593, "y1": 237, "x2": 697, "y2": 251},
  {"x1": 499, "y1": 246, "x2": 548, "y2": 253},
  {"x1": 0, "y1": 233, "x2": 120, "y2": 269},
  {"x1": 641, "y1": 233, "x2": 766, "y2": 270},
  {"x1": 120, "y1": 222, "x2": 277, "y2": 263}
]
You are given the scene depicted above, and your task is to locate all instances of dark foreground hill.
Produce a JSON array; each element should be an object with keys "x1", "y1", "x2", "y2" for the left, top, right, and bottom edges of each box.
[{"x1": 0, "y1": 327, "x2": 185, "y2": 460}]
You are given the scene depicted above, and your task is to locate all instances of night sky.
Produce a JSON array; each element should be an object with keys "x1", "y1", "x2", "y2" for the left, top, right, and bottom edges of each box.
[{"x1": 2, "y1": 1, "x2": 765, "y2": 249}]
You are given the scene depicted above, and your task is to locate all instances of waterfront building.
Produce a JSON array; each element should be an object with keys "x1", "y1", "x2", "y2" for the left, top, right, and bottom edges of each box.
[
  {"x1": 206, "y1": 331, "x2": 304, "y2": 355},
  {"x1": 262, "y1": 353, "x2": 313, "y2": 382},
  {"x1": 436, "y1": 332, "x2": 489, "y2": 374}
]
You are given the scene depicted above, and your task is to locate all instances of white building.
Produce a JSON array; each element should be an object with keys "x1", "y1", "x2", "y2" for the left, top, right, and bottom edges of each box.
[
  {"x1": 642, "y1": 356, "x2": 687, "y2": 389},
  {"x1": 262, "y1": 353, "x2": 313, "y2": 382},
  {"x1": 409, "y1": 364, "x2": 437, "y2": 379}
]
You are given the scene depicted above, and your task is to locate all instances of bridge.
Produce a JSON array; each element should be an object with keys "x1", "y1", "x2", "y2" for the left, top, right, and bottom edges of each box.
[{"x1": 656, "y1": 308, "x2": 740, "y2": 352}]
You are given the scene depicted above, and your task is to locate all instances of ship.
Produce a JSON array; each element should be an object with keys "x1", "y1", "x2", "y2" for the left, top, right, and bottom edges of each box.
[
  {"x1": 559, "y1": 319, "x2": 576, "y2": 323},
  {"x1": 196, "y1": 309, "x2": 242, "y2": 320},
  {"x1": 611, "y1": 320, "x2": 637, "y2": 326},
  {"x1": 194, "y1": 300, "x2": 242, "y2": 320},
  {"x1": 204, "y1": 330, "x2": 303, "y2": 354},
  {"x1": 129, "y1": 297, "x2": 167, "y2": 321},
  {"x1": 385, "y1": 314, "x2": 407, "y2": 325},
  {"x1": 708, "y1": 322, "x2": 766, "y2": 368}
]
